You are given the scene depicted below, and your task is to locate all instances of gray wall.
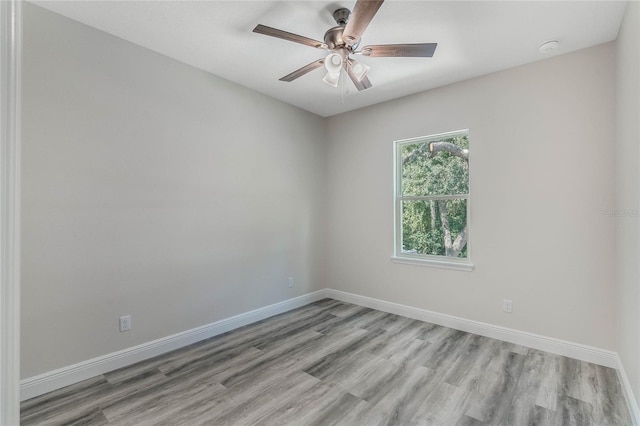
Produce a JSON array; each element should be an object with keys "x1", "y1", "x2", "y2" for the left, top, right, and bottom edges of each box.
[
  {"x1": 325, "y1": 43, "x2": 617, "y2": 351},
  {"x1": 21, "y1": 3, "x2": 327, "y2": 377},
  {"x1": 616, "y1": 0, "x2": 640, "y2": 408}
]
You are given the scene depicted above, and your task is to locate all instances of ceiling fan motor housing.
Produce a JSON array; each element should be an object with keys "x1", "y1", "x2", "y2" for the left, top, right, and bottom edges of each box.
[
  {"x1": 325, "y1": 8, "x2": 360, "y2": 51},
  {"x1": 324, "y1": 26, "x2": 346, "y2": 50}
]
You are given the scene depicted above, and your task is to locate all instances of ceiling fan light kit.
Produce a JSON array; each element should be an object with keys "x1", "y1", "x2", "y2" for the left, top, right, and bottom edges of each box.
[
  {"x1": 323, "y1": 53, "x2": 344, "y2": 88},
  {"x1": 252, "y1": 0, "x2": 437, "y2": 92}
]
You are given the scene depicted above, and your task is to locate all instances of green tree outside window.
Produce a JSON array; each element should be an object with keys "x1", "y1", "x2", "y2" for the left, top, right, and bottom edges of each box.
[{"x1": 396, "y1": 132, "x2": 469, "y2": 259}]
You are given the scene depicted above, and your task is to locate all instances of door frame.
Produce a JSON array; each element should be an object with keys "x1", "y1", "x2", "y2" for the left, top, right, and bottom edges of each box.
[{"x1": 1, "y1": 0, "x2": 22, "y2": 423}]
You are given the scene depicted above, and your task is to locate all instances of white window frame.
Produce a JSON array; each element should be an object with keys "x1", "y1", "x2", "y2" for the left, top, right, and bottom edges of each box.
[{"x1": 392, "y1": 130, "x2": 474, "y2": 271}]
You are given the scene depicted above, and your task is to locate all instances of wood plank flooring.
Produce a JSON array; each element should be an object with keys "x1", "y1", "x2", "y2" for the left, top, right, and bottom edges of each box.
[{"x1": 21, "y1": 299, "x2": 632, "y2": 425}]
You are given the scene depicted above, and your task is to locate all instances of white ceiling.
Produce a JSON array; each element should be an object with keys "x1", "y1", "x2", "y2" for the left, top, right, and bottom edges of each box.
[{"x1": 33, "y1": 0, "x2": 628, "y2": 117}]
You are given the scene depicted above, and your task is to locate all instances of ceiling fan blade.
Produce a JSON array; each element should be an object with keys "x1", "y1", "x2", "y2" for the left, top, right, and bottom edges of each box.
[
  {"x1": 345, "y1": 59, "x2": 373, "y2": 91},
  {"x1": 279, "y1": 59, "x2": 325, "y2": 82},
  {"x1": 253, "y1": 24, "x2": 327, "y2": 49},
  {"x1": 360, "y1": 43, "x2": 438, "y2": 57},
  {"x1": 342, "y1": 0, "x2": 385, "y2": 47}
]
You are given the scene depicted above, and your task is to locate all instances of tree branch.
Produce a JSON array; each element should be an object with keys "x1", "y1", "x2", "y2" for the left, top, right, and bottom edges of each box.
[{"x1": 428, "y1": 142, "x2": 469, "y2": 162}]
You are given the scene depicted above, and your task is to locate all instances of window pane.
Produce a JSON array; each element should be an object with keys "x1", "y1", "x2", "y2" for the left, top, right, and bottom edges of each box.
[
  {"x1": 401, "y1": 135, "x2": 469, "y2": 196},
  {"x1": 401, "y1": 198, "x2": 468, "y2": 258}
]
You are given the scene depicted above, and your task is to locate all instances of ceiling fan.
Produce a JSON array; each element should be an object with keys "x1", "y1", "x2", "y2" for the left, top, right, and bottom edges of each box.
[{"x1": 253, "y1": 0, "x2": 437, "y2": 91}]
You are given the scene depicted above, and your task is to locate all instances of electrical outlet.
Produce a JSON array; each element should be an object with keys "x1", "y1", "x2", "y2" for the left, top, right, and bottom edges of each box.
[
  {"x1": 503, "y1": 299, "x2": 513, "y2": 313},
  {"x1": 288, "y1": 277, "x2": 294, "y2": 288},
  {"x1": 119, "y1": 315, "x2": 131, "y2": 332}
]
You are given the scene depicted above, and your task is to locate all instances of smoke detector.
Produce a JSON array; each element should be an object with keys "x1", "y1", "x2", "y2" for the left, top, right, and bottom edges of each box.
[{"x1": 538, "y1": 40, "x2": 560, "y2": 54}]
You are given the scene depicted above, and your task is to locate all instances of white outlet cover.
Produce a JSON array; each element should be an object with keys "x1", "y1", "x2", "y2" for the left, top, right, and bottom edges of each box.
[{"x1": 119, "y1": 315, "x2": 131, "y2": 332}]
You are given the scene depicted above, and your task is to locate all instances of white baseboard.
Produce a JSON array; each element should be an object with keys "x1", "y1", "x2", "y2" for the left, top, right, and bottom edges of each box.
[
  {"x1": 616, "y1": 354, "x2": 640, "y2": 426},
  {"x1": 324, "y1": 289, "x2": 619, "y2": 368},
  {"x1": 21, "y1": 287, "x2": 636, "y2": 424},
  {"x1": 20, "y1": 290, "x2": 327, "y2": 401}
]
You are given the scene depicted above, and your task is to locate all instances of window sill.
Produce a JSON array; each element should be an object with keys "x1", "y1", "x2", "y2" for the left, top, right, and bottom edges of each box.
[{"x1": 390, "y1": 256, "x2": 475, "y2": 271}]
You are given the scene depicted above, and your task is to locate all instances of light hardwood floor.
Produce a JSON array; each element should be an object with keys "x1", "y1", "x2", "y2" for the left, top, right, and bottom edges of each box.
[{"x1": 21, "y1": 299, "x2": 632, "y2": 425}]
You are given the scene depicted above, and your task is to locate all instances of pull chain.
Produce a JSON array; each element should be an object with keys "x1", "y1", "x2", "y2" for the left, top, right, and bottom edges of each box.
[
  {"x1": 341, "y1": 71, "x2": 345, "y2": 104},
  {"x1": 341, "y1": 59, "x2": 348, "y2": 104}
]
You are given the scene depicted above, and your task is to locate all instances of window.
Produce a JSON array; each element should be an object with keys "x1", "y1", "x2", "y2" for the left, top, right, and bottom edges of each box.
[{"x1": 393, "y1": 130, "x2": 473, "y2": 271}]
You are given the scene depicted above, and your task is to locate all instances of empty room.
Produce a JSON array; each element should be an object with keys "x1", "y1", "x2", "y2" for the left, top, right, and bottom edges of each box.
[{"x1": 1, "y1": 0, "x2": 639, "y2": 424}]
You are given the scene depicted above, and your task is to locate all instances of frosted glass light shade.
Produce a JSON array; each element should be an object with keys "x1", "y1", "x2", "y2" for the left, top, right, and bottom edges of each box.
[
  {"x1": 323, "y1": 71, "x2": 340, "y2": 87},
  {"x1": 324, "y1": 53, "x2": 343, "y2": 74}
]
